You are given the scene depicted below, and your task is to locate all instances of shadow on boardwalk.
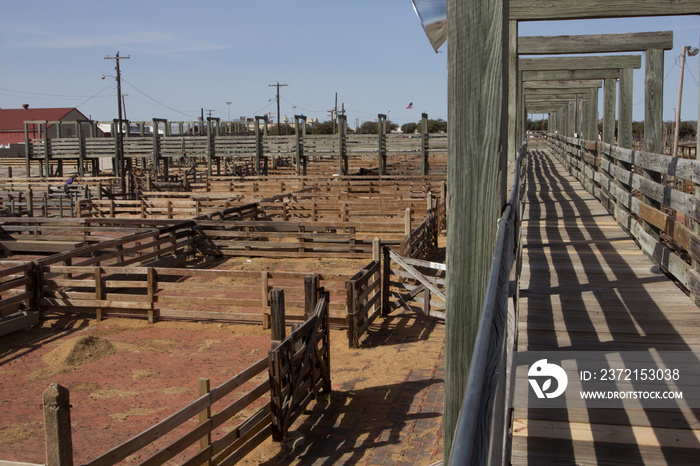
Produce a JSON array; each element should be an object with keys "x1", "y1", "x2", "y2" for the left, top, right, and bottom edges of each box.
[{"x1": 515, "y1": 149, "x2": 700, "y2": 465}]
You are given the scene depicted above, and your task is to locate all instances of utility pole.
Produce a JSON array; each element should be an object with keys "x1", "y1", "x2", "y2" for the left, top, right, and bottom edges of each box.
[
  {"x1": 104, "y1": 52, "x2": 130, "y2": 193},
  {"x1": 673, "y1": 46, "x2": 700, "y2": 157},
  {"x1": 268, "y1": 82, "x2": 288, "y2": 135}
]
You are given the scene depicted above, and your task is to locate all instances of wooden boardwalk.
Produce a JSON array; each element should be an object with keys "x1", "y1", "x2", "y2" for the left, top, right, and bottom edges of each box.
[{"x1": 511, "y1": 149, "x2": 700, "y2": 465}]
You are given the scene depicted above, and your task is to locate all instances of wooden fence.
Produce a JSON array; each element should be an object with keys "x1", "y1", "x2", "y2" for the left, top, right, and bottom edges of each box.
[
  {"x1": 41, "y1": 287, "x2": 332, "y2": 465},
  {"x1": 39, "y1": 264, "x2": 349, "y2": 325},
  {"x1": 382, "y1": 248, "x2": 446, "y2": 320},
  {"x1": 346, "y1": 260, "x2": 382, "y2": 348},
  {"x1": 82, "y1": 357, "x2": 271, "y2": 465},
  {"x1": 0, "y1": 261, "x2": 39, "y2": 337},
  {"x1": 25, "y1": 126, "x2": 446, "y2": 179},
  {"x1": 268, "y1": 290, "x2": 331, "y2": 440},
  {"x1": 548, "y1": 134, "x2": 700, "y2": 303}
]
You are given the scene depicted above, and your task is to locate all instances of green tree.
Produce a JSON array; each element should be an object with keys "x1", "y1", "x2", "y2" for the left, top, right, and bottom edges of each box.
[
  {"x1": 309, "y1": 121, "x2": 335, "y2": 134},
  {"x1": 401, "y1": 122, "x2": 418, "y2": 134},
  {"x1": 417, "y1": 118, "x2": 448, "y2": 133}
]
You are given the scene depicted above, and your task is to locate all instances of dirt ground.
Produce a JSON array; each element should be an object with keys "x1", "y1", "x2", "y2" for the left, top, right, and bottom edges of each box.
[{"x1": 0, "y1": 256, "x2": 445, "y2": 465}]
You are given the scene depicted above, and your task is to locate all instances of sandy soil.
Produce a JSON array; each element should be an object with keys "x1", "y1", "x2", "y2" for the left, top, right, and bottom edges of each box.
[{"x1": 0, "y1": 251, "x2": 445, "y2": 464}]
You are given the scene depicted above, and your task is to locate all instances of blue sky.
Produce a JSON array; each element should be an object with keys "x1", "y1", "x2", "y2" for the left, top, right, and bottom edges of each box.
[{"x1": 0, "y1": 2, "x2": 697, "y2": 128}]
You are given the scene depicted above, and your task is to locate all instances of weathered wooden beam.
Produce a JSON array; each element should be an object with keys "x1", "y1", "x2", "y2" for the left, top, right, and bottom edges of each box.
[
  {"x1": 510, "y1": 0, "x2": 699, "y2": 21},
  {"x1": 522, "y1": 69, "x2": 621, "y2": 81},
  {"x1": 524, "y1": 88, "x2": 594, "y2": 96},
  {"x1": 618, "y1": 67, "x2": 634, "y2": 148},
  {"x1": 603, "y1": 78, "x2": 618, "y2": 144},
  {"x1": 518, "y1": 31, "x2": 674, "y2": 55},
  {"x1": 520, "y1": 55, "x2": 642, "y2": 71},
  {"x1": 523, "y1": 80, "x2": 603, "y2": 89},
  {"x1": 444, "y1": 0, "x2": 507, "y2": 461}
]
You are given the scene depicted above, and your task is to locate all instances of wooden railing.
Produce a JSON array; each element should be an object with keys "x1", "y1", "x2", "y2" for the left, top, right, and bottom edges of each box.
[
  {"x1": 382, "y1": 248, "x2": 445, "y2": 320},
  {"x1": 41, "y1": 286, "x2": 333, "y2": 465},
  {"x1": 268, "y1": 290, "x2": 331, "y2": 440},
  {"x1": 548, "y1": 134, "x2": 700, "y2": 303},
  {"x1": 0, "y1": 261, "x2": 39, "y2": 337},
  {"x1": 40, "y1": 264, "x2": 348, "y2": 325},
  {"x1": 345, "y1": 260, "x2": 382, "y2": 348},
  {"x1": 448, "y1": 143, "x2": 527, "y2": 465},
  {"x1": 82, "y1": 356, "x2": 271, "y2": 466}
]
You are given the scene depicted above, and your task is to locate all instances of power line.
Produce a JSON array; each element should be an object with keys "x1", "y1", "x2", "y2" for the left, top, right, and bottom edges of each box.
[
  {"x1": 268, "y1": 82, "x2": 288, "y2": 135},
  {"x1": 121, "y1": 78, "x2": 198, "y2": 119}
]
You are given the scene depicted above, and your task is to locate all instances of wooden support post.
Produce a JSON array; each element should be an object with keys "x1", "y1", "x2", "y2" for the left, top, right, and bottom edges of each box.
[
  {"x1": 373, "y1": 237, "x2": 381, "y2": 261},
  {"x1": 641, "y1": 49, "x2": 664, "y2": 241},
  {"x1": 444, "y1": 0, "x2": 507, "y2": 460},
  {"x1": 377, "y1": 114, "x2": 387, "y2": 176},
  {"x1": 618, "y1": 67, "x2": 634, "y2": 149},
  {"x1": 261, "y1": 271, "x2": 269, "y2": 328},
  {"x1": 603, "y1": 78, "x2": 617, "y2": 144},
  {"x1": 43, "y1": 383, "x2": 73, "y2": 466},
  {"x1": 421, "y1": 113, "x2": 429, "y2": 175},
  {"x1": 381, "y1": 246, "x2": 391, "y2": 317},
  {"x1": 198, "y1": 377, "x2": 211, "y2": 464},
  {"x1": 28, "y1": 189, "x2": 34, "y2": 217},
  {"x1": 304, "y1": 274, "x2": 318, "y2": 320},
  {"x1": 147, "y1": 267, "x2": 156, "y2": 324},
  {"x1": 644, "y1": 49, "x2": 664, "y2": 154},
  {"x1": 270, "y1": 289, "x2": 285, "y2": 349},
  {"x1": 95, "y1": 267, "x2": 103, "y2": 321},
  {"x1": 338, "y1": 114, "x2": 348, "y2": 176}
]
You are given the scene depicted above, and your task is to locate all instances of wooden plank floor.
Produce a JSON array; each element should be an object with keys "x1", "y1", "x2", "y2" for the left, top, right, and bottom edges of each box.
[{"x1": 511, "y1": 149, "x2": 700, "y2": 465}]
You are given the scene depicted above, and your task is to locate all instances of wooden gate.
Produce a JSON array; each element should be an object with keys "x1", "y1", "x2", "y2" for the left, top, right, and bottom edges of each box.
[{"x1": 268, "y1": 291, "x2": 331, "y2": 441}]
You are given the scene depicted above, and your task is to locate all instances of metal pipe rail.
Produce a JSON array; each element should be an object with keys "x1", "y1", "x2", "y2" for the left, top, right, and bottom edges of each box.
[{"x1": 448, "y1": 142, "x2": 527, "y2": 465}]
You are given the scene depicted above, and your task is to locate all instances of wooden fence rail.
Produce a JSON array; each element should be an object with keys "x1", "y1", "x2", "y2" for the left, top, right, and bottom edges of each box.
[
  {"x1": 448, "y1": 143, "x2": 526, "y2": 465},
  {"x1": 82, "y1": 356, "x2": 271, "y2": 466},
  {"x1": 383, "y1": 248, "x2": 446, "y2": 321},
  {"x1": 547, "y1": 134, "x2": 700, "y2": 303},
  {"x1": 268, "y1": 290, "x2": 331, "y2": 440},
  {"x1": 346, "y1": 260, "x2": 382, "y2": 348},
  {"x1": 0, "y1": 261, "x2": 39, "y2": 337}
]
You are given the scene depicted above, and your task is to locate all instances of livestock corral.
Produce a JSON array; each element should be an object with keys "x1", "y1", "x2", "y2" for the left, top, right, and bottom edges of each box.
[{"x1": 0, "y1": 137, "x2": 447, "y2": 465}]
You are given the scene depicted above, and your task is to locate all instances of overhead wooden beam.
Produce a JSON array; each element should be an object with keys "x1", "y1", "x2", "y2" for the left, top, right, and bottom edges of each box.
[
  {"x1": 520, "y1": 55, "x2": 642, "y2": 71},
  {"x1": 522, "y1": 69, "x2": 621, "y2": 81},
  {"x1": 523, "y1": 80, "x2": 603, "y2": 89},
  {"x1": 510, "y1": 0, "x2": 700, "y2": 21},
  {"x1": 525, "y1": 88, "x2": 592, "y2": 97},
  {"x1": 518, "y1": 31, "x2": 674, "y2": 54}
]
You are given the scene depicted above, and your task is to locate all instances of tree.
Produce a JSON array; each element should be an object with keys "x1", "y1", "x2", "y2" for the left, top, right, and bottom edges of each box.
[
  {"x1": 401, "y1": 122, "x2": 419, "y2": 134},
  {"x1": 357, "y1": 121, "x2": 378, "y2": 134},
  {"x1": 309, "y1": 121, "x2": 334, "y2": 134},
  {"x1": 417, "y1": 118, "x2": 448, "y2": 133}
]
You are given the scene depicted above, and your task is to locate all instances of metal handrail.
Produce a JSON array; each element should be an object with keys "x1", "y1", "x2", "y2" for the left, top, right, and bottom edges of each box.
[{"x1": 448, "y1": 142, "x2": 527, "y2": 465}]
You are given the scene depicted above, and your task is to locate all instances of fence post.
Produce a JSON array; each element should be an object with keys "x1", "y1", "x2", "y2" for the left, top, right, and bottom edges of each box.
[
  {"x1": 198, "y1": 377, "x2": 211, "y2": 465},
  {"x1": 421, "y1": 112, "x2": 429, "y2": 175},
  {"x1": 261, "y1": 271, "x2": 270, "y2": 329},
  {"x1": 270, "y1": 289, "x2": 285, "y2": 349},
  {"x1": 377, "y1": 114, "x2": 387, "y2": 176},
  {"x1": 403, "y1": 207, "x2": 412, "y2": 256},
  {"x1": 373, "y1": 237, "x2": 381, "y2": 261},
  {"x1": 95, "y1": 267, "x2": 103, "y2": 321},
  {"x1": 304, "y1": 274, "x2": 318, "y2": 321},
  {"x1": 43, "y1": 383, "x2": 73, "y2": 466},
  {"x1": 382, "y1": 247, "x2": 391, "y2": 317},
  {"x1": 147, "y1": 267, "x2": 156, "y2": 324},
  {"x1": 345, "y1": 278, "x2": 358, "y2": 348}
]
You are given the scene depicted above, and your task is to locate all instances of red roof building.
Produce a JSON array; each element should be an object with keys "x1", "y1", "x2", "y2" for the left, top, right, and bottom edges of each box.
[{"x1": 0, "y1": 107, "x2": 93, "y2": 157}]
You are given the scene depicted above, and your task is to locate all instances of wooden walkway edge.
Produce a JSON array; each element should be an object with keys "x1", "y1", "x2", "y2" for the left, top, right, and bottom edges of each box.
[{"x1": 511, "y1": 149, "x2": 700, "y2": 465}]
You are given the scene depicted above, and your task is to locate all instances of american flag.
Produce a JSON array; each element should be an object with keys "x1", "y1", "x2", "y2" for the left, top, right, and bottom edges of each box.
[{"x1": 406, "y1": 102, "x2": 413, "y2": 109}]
